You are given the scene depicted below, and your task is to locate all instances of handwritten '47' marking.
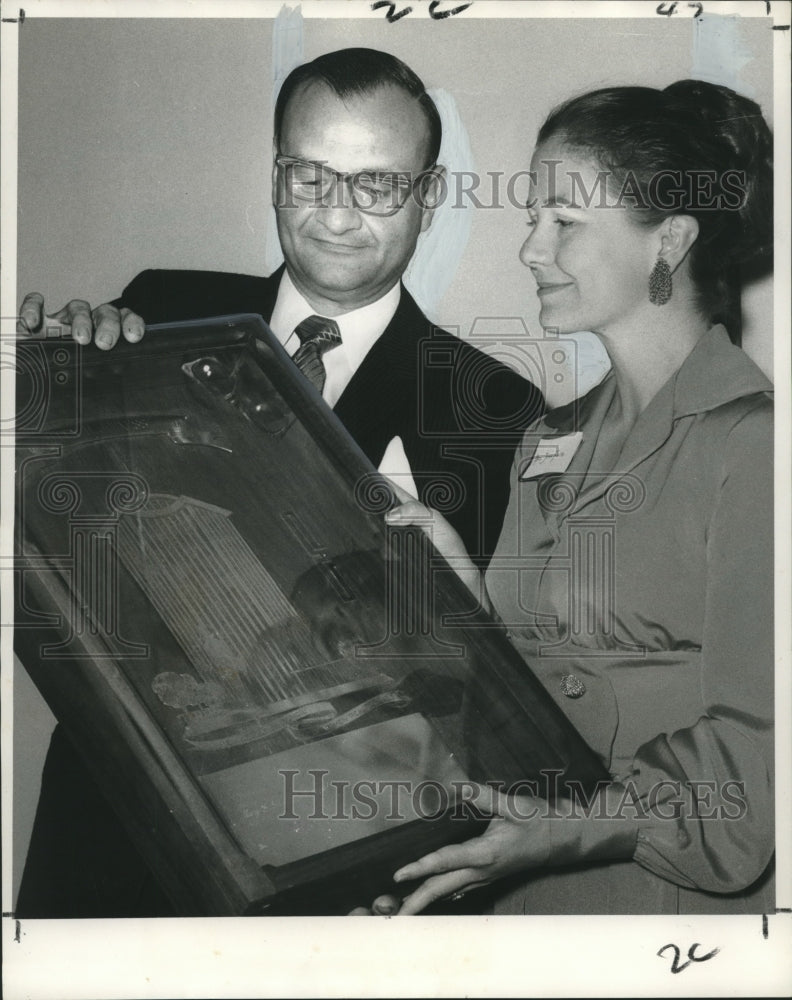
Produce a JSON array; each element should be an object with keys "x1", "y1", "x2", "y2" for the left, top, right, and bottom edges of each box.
[{"x1": 657, "y1": 942, "x2": 720, "y2": 973}]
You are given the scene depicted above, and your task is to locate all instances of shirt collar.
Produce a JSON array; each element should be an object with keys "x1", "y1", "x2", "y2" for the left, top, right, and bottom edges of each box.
[
  {"x1": 269, "y1": 270, "x2": 401, "y2": 367},
  {"x1": 545, "y1": 323, "x2": 772, "y2": 435},
  {"x1": 532, "y1": 324, "x2": 772, "y2": 525},
  {"x1": 672, "y1": 323, "x2": 773, "y2": 417}
]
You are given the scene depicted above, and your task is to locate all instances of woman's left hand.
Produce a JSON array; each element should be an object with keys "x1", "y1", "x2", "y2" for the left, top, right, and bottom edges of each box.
[
  {"x1": 349, "y1": 782, "x2": 640, "y2": 915},
  {"x1": 346, "y1": 785, "x2": 552, "y2": 916},
  {"x1": 390, "y1": 784, "x2": 552, "y2": 914}
]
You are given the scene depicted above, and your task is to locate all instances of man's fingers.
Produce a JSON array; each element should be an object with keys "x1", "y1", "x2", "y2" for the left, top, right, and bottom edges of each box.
[
  {"x1": 119, "y1": 308, "x2": 145, "y2": 343},
  {"x1": 91, "y1": 303, "x2": 122, "y2": 350},
  {"x1": 17, "y1": 292, "x2": 45, "y2": 335},
  {"x1": 60, "y1": 299, "x2": 94, "y2": 344}
]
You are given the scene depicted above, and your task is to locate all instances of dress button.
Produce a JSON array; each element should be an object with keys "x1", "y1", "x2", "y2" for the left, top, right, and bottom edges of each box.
[{"x1": 560, "y1": 674, "x2": 586, "y2": 698}]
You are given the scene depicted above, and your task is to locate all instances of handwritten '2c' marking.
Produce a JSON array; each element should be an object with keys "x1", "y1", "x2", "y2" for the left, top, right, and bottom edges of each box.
[
  {"x1": 657, "y1": 942, "x2": 720, "y2": 974},
  {"x1": 428, "y1": 1, "x2": 474, "y2": 18},
  {"x1": 370, "y1": 1, "x2": 413, "y2": 22},
  {"x1": 370, "y1": 0, "x2": 473, "y2": 22}
]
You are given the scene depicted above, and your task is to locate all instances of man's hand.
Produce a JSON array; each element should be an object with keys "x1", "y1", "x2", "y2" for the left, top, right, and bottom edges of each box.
[{"x1": 17, "y1": 292, "x2": 145, "y2": 350}]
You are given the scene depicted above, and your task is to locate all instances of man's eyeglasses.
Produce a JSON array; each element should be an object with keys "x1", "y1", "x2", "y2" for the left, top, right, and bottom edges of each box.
[{"x1": 275, "y1": 154, "x2": 438, "y2": 218}]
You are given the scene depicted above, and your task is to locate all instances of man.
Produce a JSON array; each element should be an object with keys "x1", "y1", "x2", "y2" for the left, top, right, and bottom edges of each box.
[
  {"x1": 18, "y1": 47, "x2": 542, "y2": 563},
  {"x1": 16, "y1": 48, "x2": 543, "y2": 917}
]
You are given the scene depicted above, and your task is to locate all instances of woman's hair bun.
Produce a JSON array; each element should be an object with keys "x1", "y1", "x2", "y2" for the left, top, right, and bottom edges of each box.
[{"x1": 662, "y1": 79, "x2": 773, "y2": 264}]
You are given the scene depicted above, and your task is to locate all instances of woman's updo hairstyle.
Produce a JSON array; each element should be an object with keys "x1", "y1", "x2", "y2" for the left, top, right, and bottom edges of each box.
[{"x1": 536, "y1": 80, "x2": 773, "y2": 341}]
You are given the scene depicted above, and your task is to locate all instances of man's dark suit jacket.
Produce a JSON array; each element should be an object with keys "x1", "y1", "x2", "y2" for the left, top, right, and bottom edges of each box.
[{"x1": 16, "y1": 267, "x2": 543, "y2": 918}]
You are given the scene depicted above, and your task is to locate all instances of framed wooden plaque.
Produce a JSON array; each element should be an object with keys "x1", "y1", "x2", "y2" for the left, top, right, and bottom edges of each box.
[{"x1": 14, "y1": 316, "x2": 608, "y2": 915}]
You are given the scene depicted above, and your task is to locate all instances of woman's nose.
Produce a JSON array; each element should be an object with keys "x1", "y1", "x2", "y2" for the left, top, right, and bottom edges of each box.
[{"x1": 519, "y1": 221, "x2": 553, "y2": 268}]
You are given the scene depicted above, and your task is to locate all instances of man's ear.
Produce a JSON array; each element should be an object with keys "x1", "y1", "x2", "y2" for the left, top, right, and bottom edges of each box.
[
  {"x1": 659, "y1": 214, "x2": 700, "y2": 272},
  {"x1": 271, "y1": 140, "x2": 279, "y2": 209},
  {"x1": 419, "y1": 165, "x2": 448, "y2": 233}
]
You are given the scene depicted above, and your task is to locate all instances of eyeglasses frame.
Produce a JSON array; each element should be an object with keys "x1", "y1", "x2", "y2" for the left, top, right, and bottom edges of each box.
[{"x1": 274, "y1": 153, "x2": 441, "y2": 217}]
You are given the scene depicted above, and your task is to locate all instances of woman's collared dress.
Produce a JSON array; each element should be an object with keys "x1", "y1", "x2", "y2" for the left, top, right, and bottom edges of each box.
[{"x1": 485, "y1": 325, "x2": 774, "y2": 914}]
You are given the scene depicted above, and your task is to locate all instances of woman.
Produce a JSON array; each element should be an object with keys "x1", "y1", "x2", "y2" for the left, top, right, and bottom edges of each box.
[{"x1": 358, "y1": 79, "x2": 775, "y2": 916}]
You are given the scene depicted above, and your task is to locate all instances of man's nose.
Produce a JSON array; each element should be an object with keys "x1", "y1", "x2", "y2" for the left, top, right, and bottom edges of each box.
[{"x1": 316, "y1": 177, "x2": 364, "y2": 234}]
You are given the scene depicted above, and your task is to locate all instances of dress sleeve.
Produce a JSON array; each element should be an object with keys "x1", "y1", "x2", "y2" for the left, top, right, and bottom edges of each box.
[{"x1": 627, "y1": 396, "x2": 775, "y2": 893}]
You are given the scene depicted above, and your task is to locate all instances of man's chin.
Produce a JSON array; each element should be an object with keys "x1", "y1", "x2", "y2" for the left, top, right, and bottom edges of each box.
[{"x1": 298, "y1": 262, "x2": 377, "y2": 298}]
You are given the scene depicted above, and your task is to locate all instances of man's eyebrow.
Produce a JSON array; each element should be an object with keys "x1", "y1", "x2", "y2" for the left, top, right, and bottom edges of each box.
[
  {"x1": 542, "y1": 196, "x2": 579, "y2": 207},
  {"x1": 290, "y1": 156, "x2": 411, "y2": 177}
]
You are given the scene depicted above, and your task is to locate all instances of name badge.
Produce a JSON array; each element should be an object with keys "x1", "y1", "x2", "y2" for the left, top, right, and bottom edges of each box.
[{"x1": 519, "y1": 432, "x2": 583, "y2": 480}]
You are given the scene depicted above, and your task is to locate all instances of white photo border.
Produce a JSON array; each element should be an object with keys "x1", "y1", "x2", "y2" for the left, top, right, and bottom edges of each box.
[{"x1": 1, "y1": 2, "x2": 790, "y2": 998}]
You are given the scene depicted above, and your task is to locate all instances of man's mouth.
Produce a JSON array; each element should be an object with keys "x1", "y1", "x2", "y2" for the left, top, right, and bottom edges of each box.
[{"x1": 310, "y1": 237, "x2": 369, "y2": 254}]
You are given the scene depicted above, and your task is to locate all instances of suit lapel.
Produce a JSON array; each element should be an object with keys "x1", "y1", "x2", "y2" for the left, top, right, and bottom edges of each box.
[
  {"x1": 333, "y1": 285, "x2": 424, "y2": 463},
  {"x1": 259, "y1": 264, "x2": 285, "y2": 323}
]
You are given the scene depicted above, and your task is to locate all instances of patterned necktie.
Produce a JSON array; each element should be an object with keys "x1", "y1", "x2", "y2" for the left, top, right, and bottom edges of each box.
[{"x1": 292, "y1": 315, "x2": 342, "y2": 394}]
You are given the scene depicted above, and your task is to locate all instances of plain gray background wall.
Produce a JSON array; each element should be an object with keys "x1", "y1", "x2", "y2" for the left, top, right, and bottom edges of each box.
[
  {"x1": 12, "y1": 11, "x2": 775, "y2": 904},
  {"x1": 17, "y1": 16, "x2": 774, "y2": 358}
]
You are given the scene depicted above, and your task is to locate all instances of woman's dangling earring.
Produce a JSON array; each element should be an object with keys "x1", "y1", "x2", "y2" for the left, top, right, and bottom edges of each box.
[{"x1": 648, "y1": 256, "x2": 672, "y2": 305}]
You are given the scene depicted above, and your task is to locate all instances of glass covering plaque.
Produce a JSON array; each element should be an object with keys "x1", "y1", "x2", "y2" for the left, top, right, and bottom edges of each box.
[{"x1": 14, "y1": 316, "x2": 608, "y2": 915}]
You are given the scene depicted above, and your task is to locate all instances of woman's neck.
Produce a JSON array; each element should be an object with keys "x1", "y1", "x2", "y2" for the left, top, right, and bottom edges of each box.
[{"x1": 596, "y1": 302, "x2": 711, "y2": 430}]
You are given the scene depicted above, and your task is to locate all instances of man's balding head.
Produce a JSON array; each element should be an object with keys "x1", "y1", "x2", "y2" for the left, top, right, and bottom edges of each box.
[{"x1": 274, "y1": 47, "x2": 441, "y2": 171}]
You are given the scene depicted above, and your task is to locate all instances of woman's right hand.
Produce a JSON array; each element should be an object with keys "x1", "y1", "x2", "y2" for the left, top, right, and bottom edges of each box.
[{"x1": 383, "y1": 483, "x2": 488, "y2": 609}]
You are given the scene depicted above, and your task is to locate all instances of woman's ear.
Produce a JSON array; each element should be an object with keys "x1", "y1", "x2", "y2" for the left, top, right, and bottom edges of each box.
[{"x1": 660, "y1": 214, "x2": 700, "y2": 272}]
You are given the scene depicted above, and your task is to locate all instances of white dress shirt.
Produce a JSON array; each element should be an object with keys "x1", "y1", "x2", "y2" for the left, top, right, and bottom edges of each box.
[{"x1": 268, "y1": 271, "x2": 419, "y2": 497}]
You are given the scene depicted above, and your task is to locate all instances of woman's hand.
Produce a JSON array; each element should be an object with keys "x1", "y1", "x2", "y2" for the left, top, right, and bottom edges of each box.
[
  {"x1": 389, "y1": 784, "x2": 552, "y2": 914},
  {"x1": 349, "y1": 782, "x2": 641, "y2": 915},
  {"x1": 384, "y1": 480, "x2": 488, "y2": 609},
  {"x1": 347, "y1": 785, "x2": 551, "y2": 916}
]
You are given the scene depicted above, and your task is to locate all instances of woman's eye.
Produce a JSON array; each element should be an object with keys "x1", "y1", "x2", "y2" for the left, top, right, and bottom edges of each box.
[{"x1": 555, "y1": 218, "x2": 575, "y2": 228}]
